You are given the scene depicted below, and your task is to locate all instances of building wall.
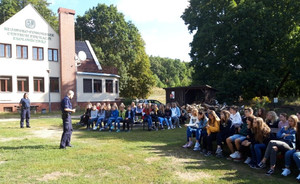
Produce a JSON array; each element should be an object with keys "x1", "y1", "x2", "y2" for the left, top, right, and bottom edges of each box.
[
  {"x1": 76, "y1": 74, "x2": 119, "y2": 103},
  {"x1": 0, "y1": 5, "x2": 61, "y2": 107}
]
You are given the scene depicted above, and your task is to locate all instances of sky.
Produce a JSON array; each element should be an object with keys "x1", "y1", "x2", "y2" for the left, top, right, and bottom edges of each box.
[{"x1": 48, "y1": 0, "x2": 193, "y2": 62}]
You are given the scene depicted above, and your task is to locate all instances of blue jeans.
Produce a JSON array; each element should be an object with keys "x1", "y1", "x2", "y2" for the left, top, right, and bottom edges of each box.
[
  {"x1": 228, "y1": 134, "x2": 247, "y2": 142},
  {"x1": 172, "y1": 116, "x2": 180, "y2": 127},
  {"x1": 293, "y1": 152, "x2": 300, "y2": 170},
  {"x1": 144, "y1": 115, "x2": 152, "y2": 128},
  {"x1": 186, "y1": 127, "x2": 201, "y2": 142},
  {"x1": 285, "y1": 149, "x2": 296, "y2": 167},
  {"x1": 106, "y1": 117, "x2": 117, "y2": 130},
  {"x1": 115, "y1": 117, "x2": 123, "y2": 129},
  {"x1": 158, "y1": 117, "x2": 171, "y2": 127},
  {"x1": 95, "y1": 117, "x2": 105, "y2": 128},
  {"x1": 254, "y1": 143, "x2": 266, "y2": 164}
]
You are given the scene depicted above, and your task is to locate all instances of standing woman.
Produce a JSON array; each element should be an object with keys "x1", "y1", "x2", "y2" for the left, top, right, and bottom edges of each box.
[
  {"x1": 19, "y1": 93, "x2": 31, "y2": 128},
  {"x1": 60, "y1": 90, "x2": 76, "y2": 149}
]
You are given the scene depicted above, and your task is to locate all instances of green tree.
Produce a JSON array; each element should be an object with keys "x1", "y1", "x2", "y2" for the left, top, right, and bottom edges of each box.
[
  {"x1": 149, "y1": 56, "x2": 193, "y2": 87},
  {"x1": 0, "y1": 0, "x2": 58, "y2": 31},
  {"x1": 75, "y1": 4, "x2": 154, "y2": 98},
  {"x1": 182, "y1": 0, "x2": 300, "y2": 103}
]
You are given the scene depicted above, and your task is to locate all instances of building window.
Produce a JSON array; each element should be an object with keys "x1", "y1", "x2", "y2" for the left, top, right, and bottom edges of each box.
[
  {"x1": 0, "y1": 76, "x2": 12, "y2": 92},
  {"x1": 33, "y1": 47, "x2": 43, "y2": 60},
  {"x1": 33, "y1": 77, "x2": 44, "y2": 92},
  {"x1": 0, "y1": 43, "x2": 12, "y2": 58},
  {"x1": 16, "y1": 45, "x2": 28, "y2": 59},
  {"x1": 17, "y1": 77, "x2": 29, "y2": 92},
  {"x1": 48, "y1": 48, "x2": 58, "y2": 61},
  {"x1": 115, "y1": 81, "x2": 118, "y2": 94},
  {"x1": 50, "y1": 77, "x2": 59, "y2": 92},
  {"x1": 106, "y1": 80, "x2": 113, "y2": 93},
  {"x1": 94, "y1": 79, "x2": 102, "y2": 93},
  {"x1": 83, "y1": 79, "x2": 92, "y2": 93}
]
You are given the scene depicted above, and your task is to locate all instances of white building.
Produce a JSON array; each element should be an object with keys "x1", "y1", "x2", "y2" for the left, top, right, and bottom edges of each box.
[{"x1": 0, "y1": 4, "x2": 120, "y2": 112}]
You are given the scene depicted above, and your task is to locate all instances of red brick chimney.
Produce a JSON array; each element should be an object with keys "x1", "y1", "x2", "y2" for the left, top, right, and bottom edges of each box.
[{"x1": 58, "y1": 8, "x2": 77, "y2": 105}]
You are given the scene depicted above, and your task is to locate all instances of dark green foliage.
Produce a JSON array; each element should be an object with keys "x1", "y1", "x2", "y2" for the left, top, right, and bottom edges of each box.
[
  {"x1": 0, "y1": 0, "x2": 58, "y2": 31},
  {"x1": 149, "y1": 56, "x2": 193, "y2": 88},
  {"x1": 182, "y1": 0, "x2": 300, "y2": 103},
  {"x1": 75, "y1": 4, "x2": 155, "y2": 98}
]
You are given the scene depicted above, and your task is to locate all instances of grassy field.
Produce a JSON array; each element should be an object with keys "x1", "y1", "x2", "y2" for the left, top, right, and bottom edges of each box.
[{"x1": 0, "y1": 118, "x2": 298, "y2": 184}]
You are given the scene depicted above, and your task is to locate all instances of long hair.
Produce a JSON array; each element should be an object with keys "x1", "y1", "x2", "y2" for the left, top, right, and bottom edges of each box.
[
  {"x1": 159, "y1": 104, "x2": 165, "y2": 112},
  {"x1": 208, "y1": 110, "x2": 220, "y2": 126},
  {"x1": 253, "y1": 117, "x2": 270, "y2": 143},
  {"x1": 289, "y1": 115, "x2": 299, "y2": 129},
  {"x1": 220, "y1": 110, "x2": 230, "y2": 125},
  {"x1": 266, "y1": 111, "x2": 278, "y2": 123}
]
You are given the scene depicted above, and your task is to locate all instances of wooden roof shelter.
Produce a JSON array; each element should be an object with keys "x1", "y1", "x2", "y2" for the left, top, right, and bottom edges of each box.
[{"x1": 164, "y1": 85, "x2": 217, "y2": 106}]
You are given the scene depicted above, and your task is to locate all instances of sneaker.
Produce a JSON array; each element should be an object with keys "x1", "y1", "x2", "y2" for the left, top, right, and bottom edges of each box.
[
  {"x1": 179, "y1": 126, "x2": 182, "y2": 128},
  {"x1": 168, "y1": 126, "x2": 171, "y2": 130},
  {"x1": 265, "y1": 169, "x2": 274, "y2": 176},
  {"x1": 93, "y1": 126, "x2": 98, "y2": 130},
  {"x1": 258, "y1": 162, "x2": 266, "y2": 169},
  {"x1": 249, "y1": 164, "x2": 260, "y2": 169},
  {"x1": 111, "y1": 126, "x2": 114, "y2": 130},
  {"x1": 215, "y1": 147, "x2": 222, "y2": 155},
  {"x1": 99, "y1": 128, "x2": 104, "y2": 131},
  {"x1": 235, "y1": 152, "x2": 241, "y2": 159},
  {"x1": 281, "y1": 168, "x2": 291, "y2": 176},
  {"x1": 230, "y1": 151, "x2": 238, "y2": 159},
  {"x1": 296, "y1": 173, "x2": 300, "y2": 180},
  {"x1": 187, "y1": 141, "x2": 193, "y2": 148},
  {"x1": 193, "y1": 142, "x2": 200, "y2": 151},
  {"x1": 205, "y1": 151, "x2": 213, "y2": 157},
  {"x1": 116, "y1": 129, "x2": 121, "y2": 133},
  {"x1": 182, "y1": 143, "x2": 189, "y2": 148},
  {"x1": 244, "y1": 157, "x2": 251, "y2": 164}
]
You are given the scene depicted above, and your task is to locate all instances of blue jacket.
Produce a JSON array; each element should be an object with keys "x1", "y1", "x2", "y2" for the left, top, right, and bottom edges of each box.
[
  {"x1": 197, "y1": 118, "x2": 208, "y2": 129},
  {"x1": 110, "y1": 109, "x2": 119, "y2": 118},
  {"x1": 277, "y1": 127, "x2": 296, "y2": 143}
]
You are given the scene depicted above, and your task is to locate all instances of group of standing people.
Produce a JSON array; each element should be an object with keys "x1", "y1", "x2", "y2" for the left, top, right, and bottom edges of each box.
[{"x1": 182, "y1": 105, "x2": 300, "y2": 181}]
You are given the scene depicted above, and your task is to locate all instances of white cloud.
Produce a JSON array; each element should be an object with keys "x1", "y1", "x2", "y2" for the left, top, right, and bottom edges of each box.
[
  {"x1": 118, "y1": 0, "x2": 189, "y2": 23},
  {"x1": 117, "y1": 0, "x2": 192, "y2": 61}
]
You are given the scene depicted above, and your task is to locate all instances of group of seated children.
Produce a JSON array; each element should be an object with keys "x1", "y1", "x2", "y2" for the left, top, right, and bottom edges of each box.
[
  {"x1": 78, "y1": 101, "x2": 188, "y2": 132},
  {"x1": 182, "y1": 106, "x2": 300, "y2": 181},
  {"x1": 79, "y1": 102, "x2": 134, "y2": 132}
]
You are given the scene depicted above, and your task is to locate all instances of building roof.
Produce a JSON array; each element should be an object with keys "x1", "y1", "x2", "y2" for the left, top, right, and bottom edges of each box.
[
  {"x1": 75, "y1": 40, "x2": 118, "y2": 76},
  {"x1": 164, "y1": 85, "x2": 218, "y2": 91}
]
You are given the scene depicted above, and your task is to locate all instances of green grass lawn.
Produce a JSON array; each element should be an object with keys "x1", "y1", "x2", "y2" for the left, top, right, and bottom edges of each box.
[{"x1": 0, "y1": 118, "x2": 297, "y2": 184}]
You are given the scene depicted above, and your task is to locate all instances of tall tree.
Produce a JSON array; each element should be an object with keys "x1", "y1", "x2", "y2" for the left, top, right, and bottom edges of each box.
[
  {"x1": 75, "y1": 4, "x2": 155, "y2": 98},
  {"x1": 182, "y1": 0, "x2": 300, "y2": 103},
  {"x1": 0, "y1": 0, "x2": 58, "y2": 31}
]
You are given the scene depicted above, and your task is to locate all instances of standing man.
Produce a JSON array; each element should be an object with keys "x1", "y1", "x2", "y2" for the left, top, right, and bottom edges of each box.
[
  {"x1": 19, "y1": 93, "x2": 31, "y2": 128},
  {"x1": 60, "y1": 90, "x2": 76, "y2": 149}
]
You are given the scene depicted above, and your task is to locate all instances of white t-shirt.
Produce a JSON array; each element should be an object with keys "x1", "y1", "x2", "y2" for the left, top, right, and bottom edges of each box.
[{"x1": 230, "y1": 111, "x2": 242, "y2": 127}]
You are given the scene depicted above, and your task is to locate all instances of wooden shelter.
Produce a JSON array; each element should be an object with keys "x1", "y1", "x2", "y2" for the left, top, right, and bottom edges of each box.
[{"x1": 164, "y1": 85, "x2": 217, "y2": 106}]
